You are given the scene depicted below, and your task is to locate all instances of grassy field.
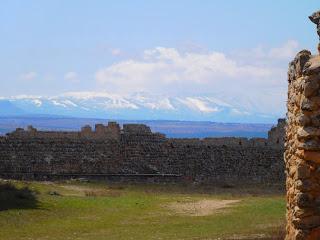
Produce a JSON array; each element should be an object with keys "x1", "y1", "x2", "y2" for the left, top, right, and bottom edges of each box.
[{"x1": 0, "y1": 180, "x2": 285, "y2": 240}]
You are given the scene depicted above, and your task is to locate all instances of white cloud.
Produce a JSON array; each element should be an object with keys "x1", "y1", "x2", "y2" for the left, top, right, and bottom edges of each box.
[
  {"x1": 64, "y1": 72, "x2": 78, "y2": 82},
  {"x1": 234, "y1": 40, "x2": 299, "y2": 61},
  {"x1": 110, "y1": 48, "x2": 123, "y2": 56},
  {"x1": 10, "y1": 95, "x2": 42, "y2": 99},
  {"x1": 94, "y1": 42, "x2": 296, "y2": 116},
  {"x1": 95, "y1": 46, "x2": 276, "y2": 94},
  {"x1": 20, "y1": 71, "x2": 37, "y2": 81},
  {"x1": 231, "y1": 108, "x2": 250, "y2": 116},
  {"x1": 63, "y1": 91, "x2": 123, "y2": 100},
  {"x1": 268, "y1": 40, "x2": 299, "y2": 59}
]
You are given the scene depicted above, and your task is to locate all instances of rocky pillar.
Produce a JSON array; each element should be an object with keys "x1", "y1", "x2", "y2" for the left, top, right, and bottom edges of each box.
[{"x1": 285, "y1": 11, "x2": 320, "y2": 239}]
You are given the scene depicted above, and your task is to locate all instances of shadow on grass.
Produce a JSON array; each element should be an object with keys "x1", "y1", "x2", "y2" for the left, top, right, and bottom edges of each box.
[
  {"x1": 0, "y1": 183, "x2": 39, "y2": 211},
  {"x1": 106, "y1": 182, "x2": 285, "y2": 196}
]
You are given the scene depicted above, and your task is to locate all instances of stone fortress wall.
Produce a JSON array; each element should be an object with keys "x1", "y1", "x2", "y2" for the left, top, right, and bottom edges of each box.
[{"x1": 0, "y1": 120, "x2": 285, "y2": 184}]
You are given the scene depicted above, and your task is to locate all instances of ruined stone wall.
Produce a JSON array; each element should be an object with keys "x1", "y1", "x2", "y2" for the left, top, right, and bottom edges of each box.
[
  {"x1": 268, "y1": 118, "x2": 286, "y2": 146},
  {"x1": 285, "y1": 49, "x2": 320, "y2": 239},
  {"x1": 0, "y1": 137, "x2": 122, "y2": 176},
  {"x1": 8, "y1": 122, "x2": 121, "y2": 140},
  {"x1": 0, "y1": 121, "x2": 285, "y2": 184}
]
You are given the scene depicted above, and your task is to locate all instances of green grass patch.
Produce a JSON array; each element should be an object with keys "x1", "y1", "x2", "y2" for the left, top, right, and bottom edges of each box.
[{"x1": 0, "y1": 180, "x2": 285, "y2": 240}]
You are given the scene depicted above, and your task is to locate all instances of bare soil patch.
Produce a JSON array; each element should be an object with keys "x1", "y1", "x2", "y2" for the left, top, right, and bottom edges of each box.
[{"x1": 167, "y1": 199, "x2": 241, "y2": 216}]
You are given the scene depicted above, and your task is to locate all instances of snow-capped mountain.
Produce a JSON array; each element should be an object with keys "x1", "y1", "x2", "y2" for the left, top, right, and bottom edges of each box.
[{"x1": 0, "y1": 92, "x2": 284, "y2": 123}]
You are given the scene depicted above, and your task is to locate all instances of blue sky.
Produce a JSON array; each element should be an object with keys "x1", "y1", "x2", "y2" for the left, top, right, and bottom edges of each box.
[{"x1": 0, "y1": 1, "x2": 319, "y2": 121}]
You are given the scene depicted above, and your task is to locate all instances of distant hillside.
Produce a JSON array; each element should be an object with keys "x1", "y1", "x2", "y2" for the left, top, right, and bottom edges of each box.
[{"x1": 0, "y1": 116, "x2": 274, "y2": 138}]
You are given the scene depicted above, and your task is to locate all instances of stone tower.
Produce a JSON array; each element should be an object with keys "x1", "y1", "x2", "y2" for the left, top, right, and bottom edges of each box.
[{"x1": 285, "y1": 10, "x2": 320, "y2": 240}]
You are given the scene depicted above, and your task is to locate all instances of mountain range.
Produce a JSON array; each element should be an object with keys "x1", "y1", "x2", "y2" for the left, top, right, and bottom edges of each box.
[{"x1": 0, "y1": 92, "x2": 283, "y2": 123}]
